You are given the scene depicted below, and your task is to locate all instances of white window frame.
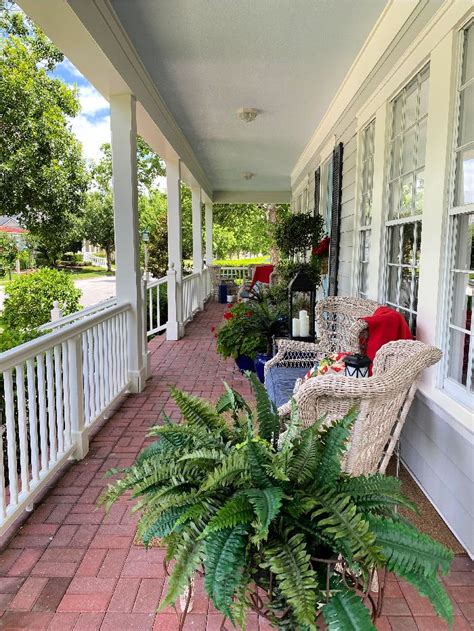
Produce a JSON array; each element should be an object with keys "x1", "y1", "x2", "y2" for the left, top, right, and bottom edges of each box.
[
  {"x1": 355, "y1": 119, "x2": 376, "y2": 298},
  {"x1": 441, "y1": 19, "x2": 474, "y2": 408},
  {"x1": 382, "y1": 65, "x2": 430, "y2": 333}
]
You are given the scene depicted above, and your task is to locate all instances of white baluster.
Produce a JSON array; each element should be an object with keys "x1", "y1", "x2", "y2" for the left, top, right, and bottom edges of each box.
[
  {"x1": 45, "y1": 350, "x2": 57, "y2": 465},
  {"x1": 36, "y1": 354, "x2": 48, "y2": 475},
  {"x1": 53, "y1": 345, "x2": 64, "y2": 454},
  {"x1": 0, "y1": 424, "x2": 6, "y2": 519},
  {"x1": 26, "y1": 359, "x2": 40, "y2": 484},
  {"x1": 62, "y1": 342, "x2": 71, "y2": 447},
  {"x1": 93, "y1": 325, "x2": 100, "y2": 419},
  {"x1": 97, "y1": 323, "x2": 105, "y2": 411},
  {"x1": 15, "y1": 364, "x2": 30, "y2": 495},
  {"x1": 87, "y1": 328, "x2": 95, "y2": 424},
  {"x1": 3, "y1": 369, "x2": 18, "y2": 507},
  {"x1": 68, "y1": 335, "x2": 88, "y2": 459}
]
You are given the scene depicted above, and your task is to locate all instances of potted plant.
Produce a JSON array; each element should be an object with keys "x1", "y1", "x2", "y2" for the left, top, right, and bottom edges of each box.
[
  {"x1": 101, "y1": 375, "x2": 453, "y2": 631},
  {"x1": 214, "y1": 302, "x2": 265, "y2": 371}
]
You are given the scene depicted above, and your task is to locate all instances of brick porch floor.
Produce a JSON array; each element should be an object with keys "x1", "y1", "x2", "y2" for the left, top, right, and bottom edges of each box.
[{"x1": 0, "y1": 302, "x2": 471, "y2": 630}]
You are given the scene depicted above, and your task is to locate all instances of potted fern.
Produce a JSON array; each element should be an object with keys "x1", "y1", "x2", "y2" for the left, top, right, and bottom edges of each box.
[{"x1": 101, "y1": 375, "x2": 453, "y2": 630}]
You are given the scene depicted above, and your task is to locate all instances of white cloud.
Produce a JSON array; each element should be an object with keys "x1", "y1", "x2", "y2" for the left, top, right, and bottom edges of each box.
[
  {"x1": 70, "y1": 114, "x2": 111, "y2": 163},
  {"x1": 57, "y1": 58, "x2": 84, "y2": 80},
  {"x1": 74, "y1": 85, "x2": 109, "y2": 119}
]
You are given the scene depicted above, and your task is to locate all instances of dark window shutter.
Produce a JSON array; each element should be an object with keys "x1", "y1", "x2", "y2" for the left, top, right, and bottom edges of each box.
[
  {"x1": 313, "y1": 167, "x2": 321, "y2": 217},
  {"x1": 328, "y1": 142, "x2": 344, "y2": 296}
]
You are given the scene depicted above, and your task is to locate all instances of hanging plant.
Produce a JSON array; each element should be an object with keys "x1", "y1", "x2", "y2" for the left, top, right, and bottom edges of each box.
[{"x1": 274, "y1": 213, "x2": 324, "y2": 259}]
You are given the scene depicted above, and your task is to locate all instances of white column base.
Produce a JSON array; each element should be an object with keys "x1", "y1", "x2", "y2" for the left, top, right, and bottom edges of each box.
[
  {"x1": 167, "y1": 321, "x2": 184, "y2": 341},
  {"x1": 128, "y1": 366, "x2": 148, "y2": 393},
  {"x1": 72, "y1": 430, "x2": 89, "y2": 460}
]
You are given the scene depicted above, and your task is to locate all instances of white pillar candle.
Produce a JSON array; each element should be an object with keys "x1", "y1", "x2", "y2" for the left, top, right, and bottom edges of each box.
[
  {"x1": 300, "y1": 317, "x2": 309, "y2": 337},
  {"x1": 299, "y1": 309, "x2": 308, "y2": 320},
  {"x1": 292, "y1": 317, "x2": 300, "y2": 337}
]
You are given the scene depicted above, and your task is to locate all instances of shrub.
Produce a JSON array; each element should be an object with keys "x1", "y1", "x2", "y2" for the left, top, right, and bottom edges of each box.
[{"x1": 2, "y1": 268, "x2": 81, "y2": 332}]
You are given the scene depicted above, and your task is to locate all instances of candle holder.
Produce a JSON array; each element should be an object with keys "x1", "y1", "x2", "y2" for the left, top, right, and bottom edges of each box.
[
  {"x1": 343, "y1": 353, "x2": 371, "y2": 378},
  {"x1": 288, "y1": 271, "x2": 315, "y2": 342}
]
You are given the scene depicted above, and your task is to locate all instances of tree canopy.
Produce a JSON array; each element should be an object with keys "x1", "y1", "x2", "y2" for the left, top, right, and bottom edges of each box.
[{"x1": 0, "y1": 2, "x2": 88, "y2": 264}]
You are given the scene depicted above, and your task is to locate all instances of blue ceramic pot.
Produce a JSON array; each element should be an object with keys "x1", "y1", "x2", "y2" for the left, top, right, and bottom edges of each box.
[
  {"x1": 254, "y1": 352, "x2": 273, "y2": 383},
  {"x1": 235, "y1": 354, "x2": 255, "y2": 373}
]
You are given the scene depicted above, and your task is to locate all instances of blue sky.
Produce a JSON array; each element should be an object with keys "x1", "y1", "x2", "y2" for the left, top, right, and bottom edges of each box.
[{"x1": 53, "y1": 58, "x2": 111, "y2": 163}]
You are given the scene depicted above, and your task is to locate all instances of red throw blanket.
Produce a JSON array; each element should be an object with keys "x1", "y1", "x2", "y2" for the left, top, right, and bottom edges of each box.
[
  {"x1": 362, "y1": 306, "x2": 412, "y2": 366},
  {"x1": 250, "y1": 264, "x2": 274, "y2": 288}
]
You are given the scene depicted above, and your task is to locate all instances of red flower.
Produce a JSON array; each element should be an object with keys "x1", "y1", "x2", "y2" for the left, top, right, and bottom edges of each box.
[
  {"x1": 245, "y1": 311, "x2": 253, "y2": 317},
  {"x1": 210, "y1": 326, "x2": 216, "y2": 332},
  {"x1": 312, "y1": 236, "x2": 330, "y2": 257},
  {"x1": 227, "y1": 303, "x2": 233, "y2": 309},
  {"x1": 224, "y1": 312, "x2": 234, "y2": 320}
]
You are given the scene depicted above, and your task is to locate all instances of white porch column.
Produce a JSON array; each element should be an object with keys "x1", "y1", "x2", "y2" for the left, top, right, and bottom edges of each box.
[
  {"x1": 166, "y1": 158, "x2": 184, "y2": 340},
  {"x1": 205, "y1": 201, "x2": 213, "y2": 265},
  {"x1": 110, "y1": 94, "x2": 146, "y2": 393},
  {"x1": 192, "y1": 186, "x2": 204, "y2": 310}
]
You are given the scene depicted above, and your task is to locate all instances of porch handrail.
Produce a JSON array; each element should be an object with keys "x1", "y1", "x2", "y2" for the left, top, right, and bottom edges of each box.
[
  {"x1": 37, "y1": 297, "x2": 118, "y2": 332},
  {"x1": 0, "y1": 301, "x2": 132, "y2": 534}
]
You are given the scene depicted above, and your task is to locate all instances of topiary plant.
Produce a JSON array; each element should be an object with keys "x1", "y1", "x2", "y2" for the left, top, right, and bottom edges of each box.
[
  {"x1": 101, "y1": 375, "x2": 453, "y2": 630},
  {"x1": 1, "y1": 268, "x2": 81, "y2": 332}
]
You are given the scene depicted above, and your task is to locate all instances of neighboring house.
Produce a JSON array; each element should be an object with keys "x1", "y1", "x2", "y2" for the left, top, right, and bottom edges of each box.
[
  {"x1": 291, "y1": 3, "x2": 473, "y2": 557},
  {"x1": 0, "y1": 216, "x2": 28, "y2": 247}
]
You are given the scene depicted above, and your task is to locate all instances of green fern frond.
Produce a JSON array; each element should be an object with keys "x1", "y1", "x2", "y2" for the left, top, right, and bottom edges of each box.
[
  {"x1": 289, "y1": 424, "x2": 322, "y2": 485},
  {"x1": 171, "y1": 388, "x2": 232, "y2": 439},
  {"x1": 159, "y1": 530, "x2": 205, "y2": 610},
  {"x1": 322, "y1": 589, "x2": 376, "y2": 630},
  {"x1": 312, "y1": 412, "x2": 356, "y2": 487},
  {"x1": 312, "y1": 490, "x2": 383, "y2": 566},
  {"x1": 148, "y1": 423, "x2": 218, "y2": 450},
  {"x1": 369, "y1": 516, "x2": 453, "y2": 577},
  {"x1": 178, "y1": 448, "x2": 226, "y2": 466},
  {"x1": 204, "y1": 495, "x2": 254, "y2": 533},
  {"x1": 216, "y1": 382, "x2": 252, "y2": 418},
  {"x1": 204, "y1": 525, "x2": 248, "y2": 621},
  {"x1": 262, "y1": 532, "x2": 318, "y2": 629},
  {"x1": 138, "y1": 505, "x2": 190, "y2": 545},
  {"x1": 277, "y1": 400, "x2": 302, "y2": 452},
  {"x1": 246, "y1": 439, "x2": 273, "y2": 488},
  {"x1": 339, "y1": 474, "x2": 417, "y2": 513},
  {"x1": 248, "y1": 372, "x2": 280, "y2": 446},
  {"x1": 243, "y1": 486, "x2": 283, "y2": 536},
  {"x1": 398, "y1": 568, "x2": 453, "y2": 624},
  {"x1": 200, "y1": 450, "x2": 249, "y2": 492}
]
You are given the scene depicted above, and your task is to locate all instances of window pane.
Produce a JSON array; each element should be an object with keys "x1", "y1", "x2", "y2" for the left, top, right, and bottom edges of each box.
[
  {"x1": 389, "y1": 225, "x2": 402, "y2": 263},
  {"x1": 404, "y1": 80, "x2": 418, "y2": 129},
  {"x1": 415, "y1": 169, "x2": 425, "y2": 214},
  {"x1": 392, "y1": 96, "x2": 403, "y2": 137},
  {"x1": 389, "y1": 181, "x2": 401, "y2": 219},
  {"x1": 415, "y1": 222, "x2": 422, "y2": 265},
  {"x1": 361, "y1": 195, "x2": 372, "y2": 226},
  {"x1": 400, "y1": 268, "x2": 413, "y2": 310},
  {"x1": 401, "y1": 223, "x2": 415, "y2": 265},
  {"x1": 451, "y1": 271, "x2": 472, "y2": 330},
  {"x1": 419, "y1": 70, "x2": 430, "y2": 117},
  {"x1": 447, "y1": 328, "x2": 470, "y2": 386},
  {"x1": 400, "y1": 174, "x2": 413, "y2": 216},
  {"x1": 359, "y1": 264, "x2": 368, "y2": 295},
  {"x1": 458, "y1": 83, "x2": 474, "y2": 147},
  {"x1": 417, "y1": 119, "x2": 427, "y2": 168},
  {"x1": 461, "y1": 24, "x2": 474, "y2": 84},
  {"x1": 390, "y1": 136, "x2": 402, "y2": 180},
  {"x1": 455, "y1": 145, "x2": 474, "y2": 206},
  {"x1": 402, "y1": 128, "x2": 416, "y2": 174},
  {"x1": 387, "y1": 266, "x2": 399, "y2": 303},
  {"x1": 454, "y1": 212, "x2": 474, "y2": 271}
]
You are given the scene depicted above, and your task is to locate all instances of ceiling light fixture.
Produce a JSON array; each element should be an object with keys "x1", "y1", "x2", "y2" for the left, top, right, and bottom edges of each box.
[
  {"x1": 242, "y1": 172, "x2": 255, "y2": 180},
  {"x1": 237, "y1": 107, "x2": 260, "y2": 123}
]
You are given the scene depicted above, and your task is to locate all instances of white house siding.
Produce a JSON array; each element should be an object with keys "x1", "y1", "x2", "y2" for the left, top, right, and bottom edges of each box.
[{"x1": 292, "y1": 1, "x2": 474, "y2": 557}]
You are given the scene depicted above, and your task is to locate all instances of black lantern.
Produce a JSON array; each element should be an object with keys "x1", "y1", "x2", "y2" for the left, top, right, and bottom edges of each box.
[
  {"x1": 343, "y1": 354, "x2": 372, "y2": 378},
  {"x1": 288, "y1": 271, "x2": 316, "y2": 342}
]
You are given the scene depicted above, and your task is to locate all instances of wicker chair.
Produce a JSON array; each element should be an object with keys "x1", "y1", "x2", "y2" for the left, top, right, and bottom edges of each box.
[
  {"x1": 279, "y1": 340, "x2": 442, "y2": 476},
  {"x1": 208, "y1": 265, "x2": 221, "y2": 300},
  {"x1": 265, "y1": 296, "x2": 380, "y2": 377}
]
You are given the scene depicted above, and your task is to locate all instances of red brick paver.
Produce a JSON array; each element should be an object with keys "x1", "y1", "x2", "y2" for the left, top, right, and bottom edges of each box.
[{"x1": 0, "y1": 303, "x2": 471, "y2": 630}]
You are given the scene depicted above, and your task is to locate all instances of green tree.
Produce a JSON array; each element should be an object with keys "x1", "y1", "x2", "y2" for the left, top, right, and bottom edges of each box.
[
  {"x1": 0, "y1": 233, "x2": 18, "y2": 279},
  {"x1": 1, "y1": 268, "x2": 81, "y2": 333},
  {"x1": 0, "y1": 2, "x2": 89, "y2": 265},
  {"x1": 82, "y1": 192, "x2": 115, "y2": 271}
]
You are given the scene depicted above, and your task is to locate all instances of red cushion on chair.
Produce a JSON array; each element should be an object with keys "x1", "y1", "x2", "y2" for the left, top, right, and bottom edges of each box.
[{"x1": 362, "y1": 307, "x2": 412, "y2": 364}]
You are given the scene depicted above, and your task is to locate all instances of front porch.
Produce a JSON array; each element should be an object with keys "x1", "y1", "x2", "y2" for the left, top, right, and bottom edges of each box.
[{"x1": 0, "y1": 303, "x2": 471, "y2": 631}]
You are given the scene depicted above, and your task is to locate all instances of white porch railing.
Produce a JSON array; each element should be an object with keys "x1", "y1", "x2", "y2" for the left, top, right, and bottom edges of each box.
[
  {"x1": 146, "y1": 276, "x2": 168, "y2": 338},
  {"x1": 37, "y1": 297, "x2": 118, "y2": 332},
  {"x1": 219, "y1": 266, "x2": 252, "y2": 282},
  {"x1": 82, "y1": 252, "x2": 109, "y2": 269},
  {"x1": 182, "y1": 272, "x2": 201, "y2": 324},
  {"x1": 0, "y1": 302, "x2": 131, "y2": 534}
]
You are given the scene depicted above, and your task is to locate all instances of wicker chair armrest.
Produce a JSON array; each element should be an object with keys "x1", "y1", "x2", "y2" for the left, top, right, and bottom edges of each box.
[{"x1": 264, "y1": 340, "x2": 324, "y2": 377}]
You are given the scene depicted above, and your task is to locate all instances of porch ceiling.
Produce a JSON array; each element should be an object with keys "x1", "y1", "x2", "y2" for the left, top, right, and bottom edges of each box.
[{"x1": 107, "y1": 0, "x2": 386, "y2": 195}]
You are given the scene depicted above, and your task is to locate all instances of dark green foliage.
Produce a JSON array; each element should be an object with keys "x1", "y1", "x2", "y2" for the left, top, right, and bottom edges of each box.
[
  {"x1": 100, "y1": 378, "x2": 453, "y2": 629},
  {"x1": 323, "y1": 590, "x2": 376, "y2": 630}
]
